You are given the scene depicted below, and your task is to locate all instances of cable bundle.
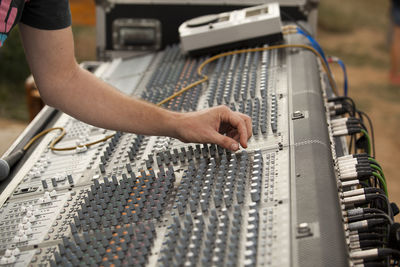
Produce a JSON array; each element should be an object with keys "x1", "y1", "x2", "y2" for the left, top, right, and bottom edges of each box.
[
  {"x1": 330, "y1": 97, "x2": 400, "y2": 266},
  {"x1": 329, "y1": 97, "x2": 375, "y2": 157}
]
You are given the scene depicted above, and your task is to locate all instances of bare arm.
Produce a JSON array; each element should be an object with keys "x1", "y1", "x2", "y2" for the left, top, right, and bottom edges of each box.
[{"x1": 19, "y1": 24, "x2": 252, "y2": 150}]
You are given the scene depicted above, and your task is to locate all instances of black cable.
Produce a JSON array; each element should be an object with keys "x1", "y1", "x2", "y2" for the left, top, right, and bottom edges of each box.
[
  {"x1": 359, "y1": 239, "x2": 386, "y2": 248},
  {"x1": 344, "y1": 102, "x2": 356, "y2": 117},
  {"x1": 365, "y1": 208, "x2": 392, "y2": 216},
  {"x1": 369, "y1": 158, "x2": 383, "y2": 169},
  {"x1": 349, "y1": 193, "x2": 392, "y2": 220},
  {"x1": 330, "y1": 95, "x2": 376, "y2": 157},
  {"x1": 354, "y1": 232, "x2": 384, "y2": 241},
  {"x1": 358, "y1": 110, "x2": 376, "y2": 158},
  {"x1": 349, "y1": 134, "x2": 355, "y2": 154},
  {"x1": 372, "y1": 194, "x2": 393, "y2": 220},
  {"x1": 380, "y1": 248, "x2": 400, "y2": 259},
  {"x1": 360, "y1": 181, "x2": 371, "y2": 188},
  {"x1": 364, "y1": 188, "x2": 387, "y2": 196},
  {"x1": 351, "y1": 131, "x2": 366, "y2": 154},
  {"x1": 343, "y1": 97, "x2": 356, "y2": 115},
  {"x1": 357, "y1": 120, "x2": 369, "y2": 132},
  {"x1": 348, "y1": 213, "x2": 393, "y2": 225}
]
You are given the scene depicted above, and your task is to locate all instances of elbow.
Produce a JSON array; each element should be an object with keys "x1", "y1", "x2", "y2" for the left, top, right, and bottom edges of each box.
[
  {"x1": 34, "y1": 63, "x2": 80, "y2": 109},
  {"x1": 37, "y1": 86, "x2": 55, "y2": 107},
  {"x1": 35, "y1": 83, "x2": 60, "y2": 109}
]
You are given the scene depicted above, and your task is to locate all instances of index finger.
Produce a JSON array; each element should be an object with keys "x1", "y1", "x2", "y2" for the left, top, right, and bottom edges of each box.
[
  {"x1": 226, "y1": 111, "x2": 248, "y2": 148},
  {"x1": 238, "y1": 112, "x2": 252, "y2": 140}
]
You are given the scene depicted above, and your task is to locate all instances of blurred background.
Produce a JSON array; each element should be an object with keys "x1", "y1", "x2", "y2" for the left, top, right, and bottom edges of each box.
[{"x1": 0, "y1": 0, "x2": 399, "y2": 204}]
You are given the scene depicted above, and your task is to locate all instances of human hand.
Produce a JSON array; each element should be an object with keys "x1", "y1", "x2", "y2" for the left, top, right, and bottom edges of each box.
[{"x1": 174, "y1": 106, "x2": 252, "y2": 151}]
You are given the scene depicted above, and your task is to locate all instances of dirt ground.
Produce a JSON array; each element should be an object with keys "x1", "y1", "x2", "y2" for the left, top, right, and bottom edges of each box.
[{"x1": 0, "y1": 118, "x2": 27, "y2": 156}]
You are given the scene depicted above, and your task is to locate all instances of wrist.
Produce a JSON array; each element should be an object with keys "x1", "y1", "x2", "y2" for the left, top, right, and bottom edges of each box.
[{"x1": 162, "y1": 110, "x2": 186, "y2": 139}]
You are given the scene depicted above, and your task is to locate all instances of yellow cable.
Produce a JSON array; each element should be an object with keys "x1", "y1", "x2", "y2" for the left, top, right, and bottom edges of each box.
[
  {"x1": 22, "y1": 127, "x2": 115, "y2": 151},
  {"x1": 157, "y1": 44, "x2": 337, "y2": 106},
  {"x1": 28, "y1": 43, "x2": 337, "y2": 152},
  {"x1": 49, "y1": 132, "x2": 115, "y2": 151},
  {"x1": 23, "y1": 127, "x2": 65, "y2": 151}
]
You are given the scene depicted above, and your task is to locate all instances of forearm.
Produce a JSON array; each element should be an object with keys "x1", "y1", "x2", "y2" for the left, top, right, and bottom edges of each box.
[
  {"x1": 19, "y1": 24, "x2": 181, "y2": 137},
  {"x1": 44, "y1": 65, "x2": 181, "y2": 137},
  {"x1": 20, "y1": 24, "x2": 252, "y2": 151}
]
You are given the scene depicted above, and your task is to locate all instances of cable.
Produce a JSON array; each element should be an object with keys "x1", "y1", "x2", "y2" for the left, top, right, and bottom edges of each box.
[
  {"x1": 329, "y1": 96, "x2": 356, "y2": 115},
  {"x1": 22, "y1": 127, "x2": 116, "y2": 152},
  {"x1": 0, "y1": 127, "x2": 115, "y2": 179},
  {"x1": 361, "y1": 129, "x2": 372, "y2": 156},
  {"x1": 374, "y1": 193, "x2": 392, "y2": 220},
  {"x1": 351, "y1": 248, "x2": 400, "y2": 260},
  {"x1": 362, "y1": 208, "x2": 394, "y2": 226},
  {"x1": 358, "y1": 110, "x2": 376, "y2": 158},
  {"x1": 23, "y1": 127, "x2": 64, "y2": 151},
  {"x1": 358, "y1": 120, "x2": 369, "y2": 132},
  {"x1": 347, "y1": 211, "x2": 393, "y2": 226},
  {"x1": 296, "y1": 27, "x2": 330, "y2": 70},
  {"x1": 369, "y1": 158, "x2": 382, "y2": 169},
  {"x1": 20, "y1": 44, "x2": 338, "y2": 155},
  {"x1": 50, "y1": 133, "x2": 115, "y2": 152},
  {"x1": 157, "y1": 44, "x2": 338, "y2": 106},
  {"x1": 367, "y1": 213, "x2": 393, "y2": 226},
  {"x1": 348, "y1": 218, "x2": 387, "y2": 231},
  {"x1": 365, "y1": 208, "x2": 391, "y2": 217},
  {"x1": 329, "y1": 96, "x2": 376, "y2": 157},
  {"x1": 328, "y1": 56, "x2": 349, "y2": 97},
  {"x1": 280, "y1": 11, "x2": 313, "y2": 38},
  {"x1": 371, "y1": 164, "x2": 386, "y2": 183},
  {"x1": 373, "y1": 172, "x2": 388, "y2": 196}
]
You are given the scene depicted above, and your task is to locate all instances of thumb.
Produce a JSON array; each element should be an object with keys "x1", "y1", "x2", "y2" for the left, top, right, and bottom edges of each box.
[{"x1": 211, "y1": 132, "x2": 240, "y2": 151}]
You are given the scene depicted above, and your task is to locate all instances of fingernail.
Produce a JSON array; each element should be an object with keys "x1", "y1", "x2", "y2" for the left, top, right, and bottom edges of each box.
[{"x1": 231, "y1": 143, "x2": 239, "y2": 151}]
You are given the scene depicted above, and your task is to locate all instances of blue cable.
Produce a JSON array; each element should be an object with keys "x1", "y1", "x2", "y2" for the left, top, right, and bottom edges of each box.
[
  {"x1": 296, "y1": 27, "x2": 331, "y2": 73},
  {"x1": 296, "y1": 27, "x2": 349, "y2": 96},
  {"x1": 335, "y1": 58, "x2": 349, "y2": 97}
]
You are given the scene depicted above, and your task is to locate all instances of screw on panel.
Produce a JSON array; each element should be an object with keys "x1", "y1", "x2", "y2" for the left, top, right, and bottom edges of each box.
[
  {"x1": 292, "y1": 111, "x2": 305, "y2": 120},
  {"x1": 296, "y1": 222, "x2": 313, "y2": 238}
]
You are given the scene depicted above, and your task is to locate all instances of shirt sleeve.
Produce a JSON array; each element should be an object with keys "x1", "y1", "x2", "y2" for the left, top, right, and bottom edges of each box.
[{"x1": 20, "y1": 0, "x2": 71, "y2": 30}]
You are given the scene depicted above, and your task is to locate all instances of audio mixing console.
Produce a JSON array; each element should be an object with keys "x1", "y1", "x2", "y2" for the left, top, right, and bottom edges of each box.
[{"x1": 0, "y1": 33, "x2": 364, "y2": 266}]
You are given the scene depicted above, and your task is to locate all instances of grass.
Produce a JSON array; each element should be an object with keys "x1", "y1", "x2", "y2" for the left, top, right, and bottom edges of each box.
[
  {"x1": 317, "y1": 0, "x2": 391, "y2": 72},
  {"x1": 0, "y1": 82, "x2": 29, "y2": 120},
  {"x1": 0, "y1": 26, "x2": 30, "y2": 121},
  {"x1": 318, "y1": 2, "x2": 356, "y2": 33},
  {"x1": 371, "y1": 83, "x2": 400, "y2": 102},
  {"x1": 318, "y1": 0, "x2": 390, "y2": 33},
  {"x1": 318, "y1": 0, "x2": 394, "y2": 75},
  {"x1": 323, "y1": 46, "x2": 389, "y2": 69},
  {"x1": 352, "y1": 97, "x2": 372, "y2": 113},
  {"x1": 72, "y1": 26, "x2": 96, "y2": 62}
]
